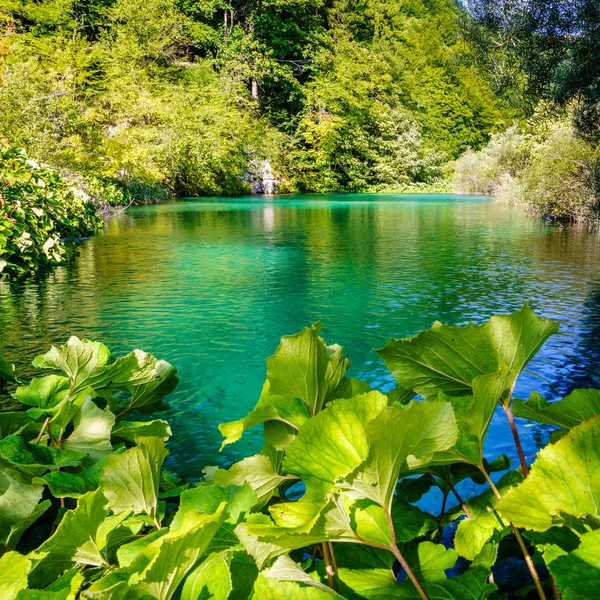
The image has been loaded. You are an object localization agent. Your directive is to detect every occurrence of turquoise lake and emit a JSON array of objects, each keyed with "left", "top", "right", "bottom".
[{"left": 2, "top": 194, "right": 600, "bottom": 499}]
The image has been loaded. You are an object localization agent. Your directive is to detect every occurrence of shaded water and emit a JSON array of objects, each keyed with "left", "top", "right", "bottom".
[{"left": 2, "top": 194, "right": 600, "bottom": 490}]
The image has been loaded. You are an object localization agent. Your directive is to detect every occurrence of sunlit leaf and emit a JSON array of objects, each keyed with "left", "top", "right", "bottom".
[
  {"left": 0, "top": 551, "right": 30, "bottom": 600},
  {"left": 497, "top": 415, "right": 600, "bottom": 531},
  {"left": 513, "top": 388, "right": 600, "bottom": 429},
  {"left": 101, "top": 437, "right": 168, "bottom": 525},
  {"left": 266, "top": 323, "right": 349, "bottom": 415},
  {"left": 181, "top": 552, "right": 232, "bottom": 600}
]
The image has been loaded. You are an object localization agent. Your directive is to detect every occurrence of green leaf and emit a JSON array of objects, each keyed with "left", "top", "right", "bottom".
[
  {"left": 112, "top": 419, "right": 171, "bottom": 442},
  {"left": 234, "top": 513, "right": 289, "bottom": 569},
  {"left": 337, "top": 567, "right": 397, "bottom": 597},
  {"left": 523, "top": 527, "right": 580, "bottom": 565},
  {"left": 548, "top": 529, "right": 600, "bottom": 597},
  {"left": 218, "top": 381, "right": 311, "bottom": 450},
  {"left": 348, "top": 401, "right": 458, "bottom": 510},
  {"left": 4, "top": 500, "right": 51, "bottom": 551},
  {"left": 376, "top": 321, "right": 498, "bottom": 399},
  {"left": 214, "top": 454, "right": 292, "bottom": 507},
  {"left": 127, "top": 506, "right": 227, "bottom": 600},
  {"left": 253, "top": 572, "right": 340, "bottom": 599},
  {"left": 0, "top": 412, "right": 40, "bottom": 439},
  {"left": 32, "top": 337, "right": 111, "bottom": 393},
  {"left": 262, "top": 555, "right": 343, "bottom": 596},
  {"left": 0, "top": 458, "right": 44, "bottom": 545},
  {"left": 391, "top": 501, "right": 438, "bottom": 543},
  {"left": 101, "top": 436, "right": 168, "bottom": 525},
  {"left": 124, "top": 352, "right": 179, "bottom": 412},
  {"left": 172, "top": 483, "right": 257, "bottom": 528},
  {"left": 17, "top": 569, "right": 85, "bottom": 599},
  {"left": 266, "top": 322, "right": 349, "bottom": 415},
  {"left": 28, "top": 489, "right": 111, "bottom": 587},
  {"left": 13, "top": 375, "right": 69, "bottom": 411},
  {"left": 283, "top": 392, "right": 388, "bottom": 491},
  {"left": 376, "top": 304, "right": 558, "bottom": 400},
  {"left": 0, "top": 436, "right": 84, "bottom": 470},
  {"left": 37, "top": 472, "right": 88, "bottom": 498},
  {"left": 331, "top": 377, "right": 375, "bottom": 400},
  {"left": 454, "top": 471, "right": 523, "bottom": 560},
  {"left": 484, "top": 303, "right": 559, "bottom": 385},
  {"left": 181, "top": 552, "right": 232, "bottom": 600},
  {"left": 497, "top": 416, "right": 600, "bottom": 531},
  {"left": 405, "top": 542, "right": 458, "bottom": 582},
  {"left": 0, "top": 551, "right": 30, "bottom": 600},
  {"left": 446, "top": 369, "right": 511, "bottom": 466},
  {"left": 116, "top": 528, "right": 167, "bottom": 568},
  {"left": 62, "top": 395, "right": 115, "bottom": 458},
  {"left": 513, "top": 388, "right": 600, "bottom": 429}
]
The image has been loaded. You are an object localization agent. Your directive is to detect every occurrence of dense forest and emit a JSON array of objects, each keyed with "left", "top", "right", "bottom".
[{"left": 0, "top": 0, "right": 513, "bottom": 198}]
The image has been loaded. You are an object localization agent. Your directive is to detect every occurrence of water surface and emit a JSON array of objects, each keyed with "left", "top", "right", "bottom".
[{"left": 2, "top": 194, "right": 600, "bottom": 492}]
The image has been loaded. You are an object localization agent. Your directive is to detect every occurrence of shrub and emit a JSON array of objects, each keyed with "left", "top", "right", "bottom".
[
  {"left": 1, "top": 305, "right": 600, "bottom": 598},
  {"left": 0, "top": 145, "right": 102, "bottom": 277},
  {"left": 454, "top": 114, "right": 600, "bottom": 222}
]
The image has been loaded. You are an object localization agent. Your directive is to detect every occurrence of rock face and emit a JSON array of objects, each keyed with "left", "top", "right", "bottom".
[{"left": 247, "top": 159, "right": 279, "bottom": 194}]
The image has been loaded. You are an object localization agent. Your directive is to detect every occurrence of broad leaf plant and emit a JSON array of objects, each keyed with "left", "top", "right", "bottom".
[{"left": 0, "top": 305, "right": 598, "bottom": 599}]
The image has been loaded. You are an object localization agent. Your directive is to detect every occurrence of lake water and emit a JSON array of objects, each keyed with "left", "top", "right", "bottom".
[{"left": 2, "top": 194, "right": 600, "bottom": 492}]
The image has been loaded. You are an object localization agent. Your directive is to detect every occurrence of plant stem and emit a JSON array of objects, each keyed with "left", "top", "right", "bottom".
[
  {"left": 478, "top": 467, "right": 547, "bottom": 600},
  {"left": 502, "top": 403, "right": 529, "bottom": 477},
  {"left": 511, "top": 524, "right": 548, "bottom": 600},
  {"left": 384, "top": 508, "right": 430, "bottom": 600},
  {"left": 389, "top": 543, "right": 430, "bottom": 600},
  {"left": 328, "top": 541, "right": 339, "bottom": 576},
  {"left": 322, "top": 542, "right": 335, "bottom": 590},
  {"left": 35, "top": 417, "right": 50, "bottom": 444},
  {"left": 448, "top": 482, "right": 472, "bottom": 519}
]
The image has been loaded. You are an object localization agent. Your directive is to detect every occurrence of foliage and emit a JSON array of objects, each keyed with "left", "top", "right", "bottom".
[
  {"left": 0, "top": 0, "right": 510, "bottom": 197},
  {"left": 0, "top": 144, "right": 103, "bottom": 277},
  {"left": 2, "top": 305, "right": 600, "bottom": 597},
  {"left": 454, "top": 112, "right": 600, "bottom": 221}
]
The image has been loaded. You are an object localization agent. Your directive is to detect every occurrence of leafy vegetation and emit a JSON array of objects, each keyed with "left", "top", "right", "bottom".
[
  {"left": 0, "top": 0, "right": 510, "bottom": 198},
  {"left": 1, "top": 305, "right": 600, "bottom": 598},
  {"left": 0, "top": 144, "right": 105, "bottom": 277}
]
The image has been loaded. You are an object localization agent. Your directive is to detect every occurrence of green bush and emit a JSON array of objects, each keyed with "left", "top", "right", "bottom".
[
  {"left": 454, "top": 113, "right": 600, "bottom": 222},
  {"left": 0, "top": 145, "right": 102, "bottom": 277},
  {"left": 1, "top": 305, "right": 600, "bottom": 598}
]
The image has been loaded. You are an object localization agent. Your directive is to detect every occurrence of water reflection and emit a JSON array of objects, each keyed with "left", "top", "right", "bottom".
[{"left": 1, "top": 195, "right": 600, "bottom": 477}]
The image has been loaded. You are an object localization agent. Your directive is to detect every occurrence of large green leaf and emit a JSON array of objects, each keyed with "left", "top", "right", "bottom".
[
  {"left": 62, "top": 395, "right": 115, "bottom": 458},
  {"left": 13, "top": 375, "right": 70, "bottom": 412},
  {"left": 219, "top": 381, "right": 310, "bottom": 450},
  {"left": 404, "top": 542, "right": 458, "bottom": 582},
  {"left": 33, "top": 337, "right": 111, "bottom": 393},
  {"left": 266, "top": 323, "right": 349, "bottom": 415},
  {"left": 497, "top": 415, "right": 600, "bottom": 531},
  {"left": 3, "top": 499, "right": 51, "bottom": 551},
  {"left": 111, "top": 420, "right": 171, "bottom": 442},
  {"left": 28, "top": 489, "right": 112, "bottom": 587},
  {"left": 253, "top": 572, "right": 340, "bottom": 599},
  {"left": 445, "top": 369, "right": 511, "bottom": 467},
  {"left": 0, "top": 551, "right": 30, "bottom": 600},
  {"left": 101, "top": 437, "right": 168, "bottom": 525},
  {"left": 348, "top": 401, "right": 458, "bottom": 510},
  {"left": 171, "top": 483, "right": 256, "bottom": 528},
  {"left": 0, "top": 457, "right": 44, "bottom": 545},
  {"left": 122, "top": 352, "right": 179, "bottom": 413},
  {"left": 548, "top": 529, "right": 600, "bottom": 597},
  {"left": 454, "top": 471, "right": 523, "bottom": 560},
  {"left": 126, "top": 506, "right": 227, "bottom": 600},
  {"left": 484, "top": 303, "right": 559, "bottom": 385},
  {"left": 214, "top": 454, "right": 293, "bottom": 507},
  {"left": 513, "top": 388, "right": 600, "bottom": 429},
  {"left": 180, "top": 552, "right": 232, "bottom": 600},
  {"left": 37, "top": 472, "right": 88, "bottom": 498},
  {"left": 376, "top": 321, "right": 498, "bottom": 399},
  {"left": 283, "top": 392, "right": 388, "bottom": 490},
  {"left": 376, "top": 304, "right": 557, "bottom": 400},
  {"left": 0, "top": 436, "right": 84, "bottom": 470}
]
